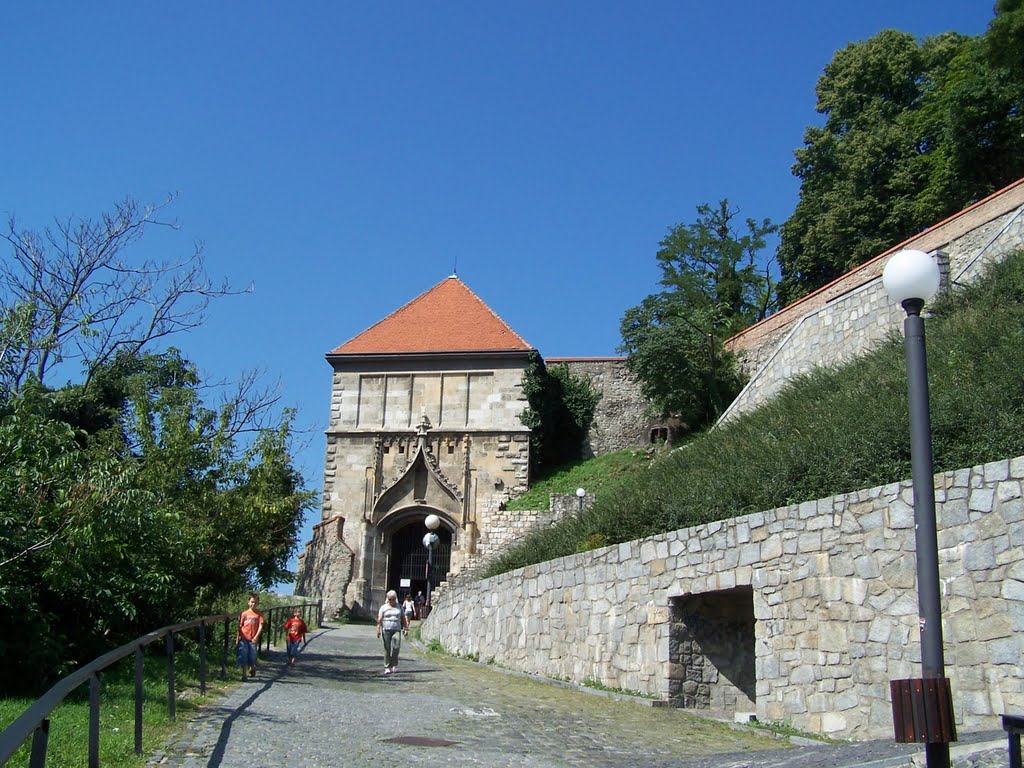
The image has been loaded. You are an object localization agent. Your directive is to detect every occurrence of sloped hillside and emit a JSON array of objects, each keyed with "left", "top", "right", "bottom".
[{"left": 485, "top": 250, "right": 1024, "bottom": 576}]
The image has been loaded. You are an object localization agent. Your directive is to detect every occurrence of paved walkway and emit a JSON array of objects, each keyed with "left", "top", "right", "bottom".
[{"left": 149, "top": 624, "right": 1009, "bottom": 768}]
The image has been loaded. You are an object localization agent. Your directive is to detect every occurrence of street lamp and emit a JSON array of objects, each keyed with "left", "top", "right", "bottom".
[
  {"left": 423, "top": 514, "right": 440, "bottom": 616},
  {"left": 882, "top": 249, "right": 954, "bottom": 768},
  {"left": 575, "top": 487, "right": 586, "bottom": 515}
]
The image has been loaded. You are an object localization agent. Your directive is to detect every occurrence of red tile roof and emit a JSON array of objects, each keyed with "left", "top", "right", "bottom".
[{"left": 330, "top": 276, "right": 533, "bottom": 355}]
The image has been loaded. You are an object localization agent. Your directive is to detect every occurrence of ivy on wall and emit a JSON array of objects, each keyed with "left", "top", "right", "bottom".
[{"left": 519, "top": 353, "right": 601, "bottom": 478}]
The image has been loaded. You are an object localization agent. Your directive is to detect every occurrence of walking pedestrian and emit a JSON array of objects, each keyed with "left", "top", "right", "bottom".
[
  {"left": 236, "top": 593, "right": 264, "bottom": 680},
  {"left": 376, "top": 590, "right": 409, "bottom": 675},
  {"left": 402, "top": 594, "right": 416, "bottom": 622},
  {"left": 283, "top": 607, "right": 308, "bottom": 666}
]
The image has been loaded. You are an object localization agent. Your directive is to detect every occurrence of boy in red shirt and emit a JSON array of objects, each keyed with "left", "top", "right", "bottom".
[
  {"left": 235, "top": 593, "right": 264, "bottom": 680},
  {"left": 283, "top": 607, "right": 308, "bottom": 666}
]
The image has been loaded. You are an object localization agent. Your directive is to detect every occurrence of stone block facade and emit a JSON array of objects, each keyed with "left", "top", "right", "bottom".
[
  {"left": 474, "top": 492, "right": 592, "bottom": 562},
  {"left": 305, "top": 353, "right": 533, "bottom": 617},
  {"left": 422, "top": 454, "right": 1024, "bottom": 741},
  {"left": 723, "top": 181, "right": 1024, "bottom": 421}
]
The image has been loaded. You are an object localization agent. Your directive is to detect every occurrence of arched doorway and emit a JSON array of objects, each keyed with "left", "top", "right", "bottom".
[{"left": 386, "top": 517, "right": 452, "bottom": 601}]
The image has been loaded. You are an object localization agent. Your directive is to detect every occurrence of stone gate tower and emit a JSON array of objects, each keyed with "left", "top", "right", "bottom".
[{"left": 295, "top": 276, "right": 535, "bottom": 616}]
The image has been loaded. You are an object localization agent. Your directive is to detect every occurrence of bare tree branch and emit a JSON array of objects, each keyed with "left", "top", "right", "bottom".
[
  {"left": 0, "top": 195, "right": 250, "bottom": 392},
  {"left": 213, "top": 368, "right": 286, "bottom": 439}
]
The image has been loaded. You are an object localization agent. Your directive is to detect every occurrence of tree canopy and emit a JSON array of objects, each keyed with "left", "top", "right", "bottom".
[
  {"left": 0, "top": 199, "right": 313, "bottom": 692},
  {"left": 619, "top": 200, "right": 774, "bottom": 429},
  {"left": 777, "top": 5, "right": 1024, "bottom": 303}
]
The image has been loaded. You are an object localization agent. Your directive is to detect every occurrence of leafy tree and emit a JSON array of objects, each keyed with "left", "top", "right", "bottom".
[
  {"left": 520, "top": 354, "right": 601, "bottom": 476},
  {"left": 778, "top": 9, "right": 1024, "bottom": 304},
  {"left": 619, "top": 200, "right": 774, "bottom": 429},
  {"left": 0, "top": 198, "right": 313, "bottom": 692},
  {"left": 0, "top": 352, "right": 315, "bottom": 691},
  {"left": 987, "top": 0, "right": 1024, "bottom": 80}
]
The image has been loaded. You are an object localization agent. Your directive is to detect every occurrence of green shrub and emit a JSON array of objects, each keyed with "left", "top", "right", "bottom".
[{"left": 484, "top": 250, "right": 1024, "bottom": 577}]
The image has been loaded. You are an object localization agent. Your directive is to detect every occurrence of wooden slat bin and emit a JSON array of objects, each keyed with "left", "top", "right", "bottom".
[{"left": 890, "top": 678, "right": 957, "bottom": 744}]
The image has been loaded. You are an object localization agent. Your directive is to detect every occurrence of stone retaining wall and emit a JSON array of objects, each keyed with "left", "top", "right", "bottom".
[
  {"left": 422, "top": 455, "right": 1024, "bottom": 741},
  {"left": 722, "top": 181, "right": 1024, "bottom": 422}
]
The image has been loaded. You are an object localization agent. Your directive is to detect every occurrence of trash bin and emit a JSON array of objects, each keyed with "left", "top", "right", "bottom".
[{"left": 890, "top": 678, "right": 957, "bottom": 744}]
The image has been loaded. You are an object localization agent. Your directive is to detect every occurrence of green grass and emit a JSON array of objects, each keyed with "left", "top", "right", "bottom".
[
  {"left": 484, "top": 249, "right": 1024, "bottom": 577},
  {"left": 749, "top": 719, "right": 838, "bottom": 743},
  {"left": 0, "top": 647, "right": 239, "bottom": 768},
  {"left": 507, "top": 448, "right": 651, "bottom": 510},
  {"left": 580, "top": 678, "right": 659, "bottom": 699},
  {"left": 0, "top": 592, "right": 321, "bottom": 768}
]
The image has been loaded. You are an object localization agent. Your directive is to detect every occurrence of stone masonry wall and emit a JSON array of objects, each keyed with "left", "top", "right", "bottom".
[
  {"left": 471, "top": 492, "right": 591, "bottom": 563},
  {"left": 294, "top": 516, "right": 354, "bottom": 619},
  {"left": 546, "top": 358, "right": 654, "bottom": 456},
  {"left": 722, "top": 182, "right": 1024, "bottom": 422},
  {"left": 422, "top": 455, "right": 1024, "bottom": 741}
]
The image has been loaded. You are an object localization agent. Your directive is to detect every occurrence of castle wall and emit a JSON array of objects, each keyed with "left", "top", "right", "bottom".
[
  {"left": 722, "top": 182, "right": 1024, "bottom": 421},
  {"left": 422, "top": 455, "right": 1024, "bottom": 741},
  {"left": 293, "top": 516, "right": 353, "bottom": 620},
  {"left": 546, "top": 358, "right": 657, "bottom": 455}
]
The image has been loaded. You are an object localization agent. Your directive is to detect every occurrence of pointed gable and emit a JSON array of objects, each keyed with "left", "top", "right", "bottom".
[{"left": 330, "top": 276, "right": 532, "bottom": 355}]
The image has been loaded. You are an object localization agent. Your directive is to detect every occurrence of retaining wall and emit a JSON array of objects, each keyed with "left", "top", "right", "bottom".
[
  {"left": 422, "top": 455, "right": 1024, "bottom": 741},
  {"left": 722, "top": 180, "right": 1024, "bottom": 422}
]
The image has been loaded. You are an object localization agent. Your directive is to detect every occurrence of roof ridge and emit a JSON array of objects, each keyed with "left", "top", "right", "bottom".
[
  {"left": 332, "top": 276, "right": 455, "bottom": 351},
  {"left": 330, "top": 275, "right": 533, "bottom": 355},
  {"left": 451, "top": 276, "right": 532, "bottom": 351}
]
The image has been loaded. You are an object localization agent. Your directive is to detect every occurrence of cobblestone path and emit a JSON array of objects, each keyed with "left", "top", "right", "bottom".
[{"left": 149, "top": 624, "right": 1007, "bottom": 768}]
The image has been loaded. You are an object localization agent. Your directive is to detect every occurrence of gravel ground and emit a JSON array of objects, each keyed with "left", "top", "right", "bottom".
[{"left": 147, "top": 624, "right": 1011, "bottom": 768}]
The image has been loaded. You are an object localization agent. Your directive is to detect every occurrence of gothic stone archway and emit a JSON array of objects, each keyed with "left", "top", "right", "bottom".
[{"left": 384, "top": 515, "right": 453, "bottom": 602}]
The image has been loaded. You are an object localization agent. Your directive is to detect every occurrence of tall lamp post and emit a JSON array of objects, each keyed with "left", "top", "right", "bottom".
[
  {"left": 576, "top": 487, "right": 586, "bottom": 515},
  {"left": 882, "top": 249, "right": 954, "bottom": 768},
  {"left": 423, "top": 514, "right": 440, "bottom": 618}
]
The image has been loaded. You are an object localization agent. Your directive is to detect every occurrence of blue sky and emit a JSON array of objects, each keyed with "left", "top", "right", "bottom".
[{"left": 0, "top": 3, "right": 996, "bottom": 586}]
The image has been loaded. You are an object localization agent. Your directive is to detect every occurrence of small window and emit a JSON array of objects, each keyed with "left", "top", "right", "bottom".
[
  {"left": 398, "top": 444, "right": 405, "bottom": 454},
  {"left": 382, "top": 445, "right": 390, "bottom": 454},
  {"left": 447, "top": 444, "right": 455, "bottom": 454}
]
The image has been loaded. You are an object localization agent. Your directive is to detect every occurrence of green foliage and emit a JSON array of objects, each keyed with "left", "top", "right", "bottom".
[
  {"left": 580, "top": 678, "right": 659, "bottom": 699},
  {"left": 487, "top": 251, "right": 1024, "bottom": 576},
  {"left": 749, "top": 719, "right": 836, "bottom": 743},
  {"left": 987, "top": 0, "right": 1024, "bottom": 80},
  {"left": 653, "top": 200, "right": 778, "bottom": 336},
  {"left": 620, "top": 200, "right": 771, "bottom": 427},
  {"left": 778, "top": 12, "right": 1024, "bottom": 303},
  {"left": 0, "top": 352, "right": 315, "bottom": 693},
  {"left": 505, "top": 449, "right": 649, "bottom": 511},
  {"left": 519, "top": 354, "right": 601, "bottom": 476},
  {"left": 0, "top": 643, "right": 238, "bottom": 768},
  {"left": 0, "top": 198, "right": 313, "bottom": 695}
]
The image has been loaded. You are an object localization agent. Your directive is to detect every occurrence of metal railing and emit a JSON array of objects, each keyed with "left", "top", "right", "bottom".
[
  {"left": 257, "top": 601, "right": 322, "bottom": 659},
  {"left": 0, "top": 600, "right": 322, "bottom": 768}
]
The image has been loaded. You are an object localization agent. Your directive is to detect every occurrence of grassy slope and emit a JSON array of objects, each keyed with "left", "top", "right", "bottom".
[
  {"left": 485, "top": 250, "right": 1024, "bottom": 577},
  {"left": 0, "top": 592, "right": 316, "bottom": 768},
  {"left": 506, "top": 449, "right": 650, "bottom": 511}
]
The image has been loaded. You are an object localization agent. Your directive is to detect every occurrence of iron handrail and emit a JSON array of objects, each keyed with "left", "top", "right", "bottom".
[{"left": 0, "top": 599, "right": 322, "bottom": 768}]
